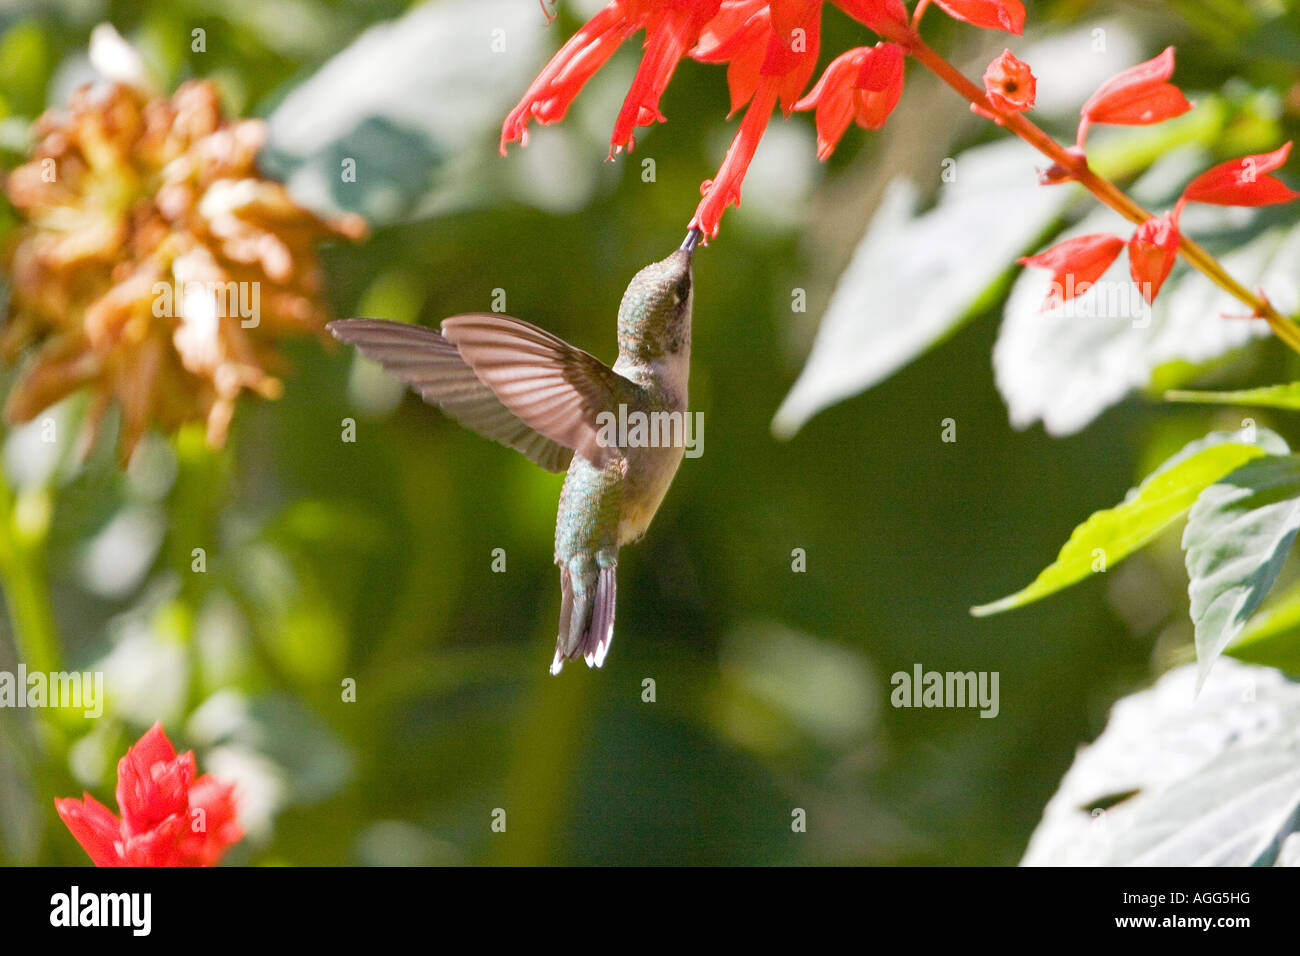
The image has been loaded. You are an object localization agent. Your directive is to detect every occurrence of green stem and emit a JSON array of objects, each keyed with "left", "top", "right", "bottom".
[{"left": 0, "top": 473, "right": 61, "bottom": 676}]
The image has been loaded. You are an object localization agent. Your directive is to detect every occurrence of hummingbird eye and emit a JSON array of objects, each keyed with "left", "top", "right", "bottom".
[{"left": 673, "top": 275, "right": 691, "bottom": 306}]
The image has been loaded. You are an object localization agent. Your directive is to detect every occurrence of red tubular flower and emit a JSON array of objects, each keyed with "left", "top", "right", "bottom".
[
  {"left": 1018, "top": 233, "right": 1126, "bottom": 308},
  {"left": 982, "top": 49, "right": 1035, "bottom": 113},
  {"left": 1077, "top": 47, "right": 1191, "bottom": 147},
  {"left": 1128, "top": 209, "right": 1181, "bottom": 304},
  {"left": 689, "top": 0, "right": 822, "bottom": 237},
  {"left": 932, "top": 0, "right": 1025, "bottom": 34},
  {"left": 501, "top": 0, "right": 722, "bottom": 157},
  {"left": 795, "top": 43, "right": 905, "bottom": 159},
  {"left": 55, "top": 722, "right": 242, "bottom": 866},
  {"left": 1182, "top": 142, "right": 1300, "bottom": 207}
]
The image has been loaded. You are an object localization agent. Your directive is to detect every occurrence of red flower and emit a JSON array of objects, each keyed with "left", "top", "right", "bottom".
[
  {"left": 55, "top": 722, "right": 241, "bottom": 866},
  {"left": 794, "top": 42, "right": 905, "bottom": 159},
  {"left": 1018, "top": 233, "right": 1126, "bottom": 308},
  {"left": 932, "top": 0, "right": 1025, "bottom": 34},
  {"left": 1128, "top": 208, "right": 1181, "bottom": 304},
  {"left": 688, "top": 0, "right": 822, "bottom": 237},
  {"left": 982, "top": 49, "right": 1035, "bottom": 113},
  {"left": 1077, "top": 47, "right": 1191, "bottom": 147},
  {"left": 500, "top": 0, "right": 722, "bottom": 157},
  {"left": 1182, "top": 142, "right": 1300, "bottom": 207}
]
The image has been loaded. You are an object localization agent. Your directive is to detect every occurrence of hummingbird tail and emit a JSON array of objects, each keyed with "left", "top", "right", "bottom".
[{"left": 551, "top": 563, "right": 617, "bottom": 675}]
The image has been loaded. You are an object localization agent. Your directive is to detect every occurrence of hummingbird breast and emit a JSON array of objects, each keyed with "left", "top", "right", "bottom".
[{"left": 554, "top": 350, "right": 689, "bottom": 563}]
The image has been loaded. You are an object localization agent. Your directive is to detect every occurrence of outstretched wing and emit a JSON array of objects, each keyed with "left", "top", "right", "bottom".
[
  {"left": 327, "top": 318, "right": 574, "bottom": 473},
  {"left": 440, "top": 313, "right": 628, "bottom": 467}
]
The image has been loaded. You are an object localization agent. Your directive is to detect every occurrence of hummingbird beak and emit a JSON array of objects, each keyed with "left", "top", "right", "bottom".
[{"left": 680, "top": 227, "right": 703, "bottom": 257}]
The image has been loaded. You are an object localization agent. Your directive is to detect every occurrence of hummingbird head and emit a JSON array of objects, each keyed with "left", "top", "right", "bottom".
[{"left": 616, "top": 230, "right": 699, "bottom": 361}]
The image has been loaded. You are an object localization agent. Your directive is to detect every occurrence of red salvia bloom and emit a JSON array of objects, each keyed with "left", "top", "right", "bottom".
[
  {"left": 1127, "top": 209, "right": 1181, "bottom": 304},
  {"left": 1077, "top": 47, "right": 1191, "bottom": 147},
  {"left": 1019, "top": 233, "right": 1126, "bottom": 309},
  {"left": 982, "top": 49, "right": 1035, "bottom": 113},
  {"left": 501, "top": 0, "right": 722, "bottom": 157},
  {"left": 1182, "top": 142, "right": 1300, "bottom": 207},
  {"left": 55, "top": 722, "right": 242, "bottom": 866},
  {"left": 795, "top": 42, "right": 905, "bottom": 159},
  {"left": 932, "top": 0, "right": 1025, "bottom": 34},
  {"left": 688, "top": 0, "right": 822, "bottom": 237}
]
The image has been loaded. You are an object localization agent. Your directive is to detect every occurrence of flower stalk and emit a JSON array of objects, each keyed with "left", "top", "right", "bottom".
[{"left": 903, "top": 34, "right": 1300, "bottom": 355}]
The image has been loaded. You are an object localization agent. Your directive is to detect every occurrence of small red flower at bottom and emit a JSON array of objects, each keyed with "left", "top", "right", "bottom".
[
  {"left": 1128, "top": 208, "right": 1182, "bottom": 304},
  {"left": 1018, "top": 233, "right": 1126, "bottom": 309},
  {"left": 56, "top": 722, "right": 241, "bottom": 866}
]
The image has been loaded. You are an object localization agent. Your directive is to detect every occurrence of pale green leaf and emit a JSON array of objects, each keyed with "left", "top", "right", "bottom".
[
  {"left": 972, "top": 429, "right": 1288, "bottom": 616},
  {"left": 1227, "top": 579, "right": 1300, "bottom": 675},
  {"left": 1184, "top": 455, "right": 1300, "bottom": 687}
]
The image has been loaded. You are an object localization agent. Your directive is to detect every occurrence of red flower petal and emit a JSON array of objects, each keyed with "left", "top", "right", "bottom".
[
  {"left": 794, "top": 42, "right": 903, "bottom": 158},
  {"left": 932, "top": 0, "right": 1025, "bottom": 34},
  {"left": 1183, "top": 142, "right": 1300, "bottom": 207},
  {"left": 1078, "top": 47, "right": 1191, "bottom": 144},
  {"left": 116, "top": 723, "right": 194, "bottom": 835},
  {"left": 501, "top": 4, "right": 636, "bottom": 154},
  {"left": 830, "top": 0, "right": 910, "bottom": 38},
  {"left": 609, "top": 2, "right": 723, "bottom": 153},
  {"left": 1128, "top": 210, "right": 1181, "bottom": 304},
  {"left": 55, "top": 794, "right": 124, "bottom": 867},
  {"left": 794, "top": 48, "right": 866, "bottom": 159},
  {"left": 982, "top": 49, "right": 1035, "bottom": 113},
  {"left": 690, "top": 78, "right": 780, "bottom": 237},
  {"left": 761, "top": 0, "right": 823, "bottom": 113},
  {"left": 1018, "top": 233, "right": 1125, "bottom": 308},
  {"left": 183, "top": 776, "right": 245, "bottom": 866}
]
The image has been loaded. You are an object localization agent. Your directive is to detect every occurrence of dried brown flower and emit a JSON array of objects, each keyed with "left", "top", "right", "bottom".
[{"left": 2, "top": 77, "right": 366, "bottom": 461}]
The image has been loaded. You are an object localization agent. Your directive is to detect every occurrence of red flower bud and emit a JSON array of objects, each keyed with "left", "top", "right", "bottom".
[
  {"left": 1182, "top": 142, "right": 1300, "bottom": 207},
  {"left": 982, "top": 49, "right": 1036, "bottom": 113},
  {"left": 1127, "top": 209, "right": 1182, "bottom": 305}
]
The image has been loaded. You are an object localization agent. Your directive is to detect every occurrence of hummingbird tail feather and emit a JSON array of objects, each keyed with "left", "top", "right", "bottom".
[{"left": 551, "top": 564, "right": 617, "bottom": 675}]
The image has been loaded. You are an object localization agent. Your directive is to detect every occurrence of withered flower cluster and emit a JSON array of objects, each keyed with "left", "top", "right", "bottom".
[{"left": 2, "top": 78, "right": 365, "bottom": 460}]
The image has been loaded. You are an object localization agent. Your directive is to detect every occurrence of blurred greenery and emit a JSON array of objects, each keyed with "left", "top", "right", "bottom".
[{"left": 0, "top": 0, "right": 1299, "bottom": 866}]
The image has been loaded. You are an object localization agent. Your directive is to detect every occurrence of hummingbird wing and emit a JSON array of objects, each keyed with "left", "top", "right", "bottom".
[
  {"left": 441, "top": 313, "right": 627, "bottom": 467},
  {"left": 327, "top": 318, "right": 574, "bottom": 472}
]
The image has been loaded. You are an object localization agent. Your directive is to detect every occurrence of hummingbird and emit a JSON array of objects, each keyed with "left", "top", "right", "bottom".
[{"left": 327, "top": 230, "right": 700, "bottom": 674}]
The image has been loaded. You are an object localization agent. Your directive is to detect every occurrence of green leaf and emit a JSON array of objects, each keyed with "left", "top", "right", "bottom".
[
  {"left": 1166, "top": 382, "right": 1300, "bottom": 410},
  {"left": 972, "top": 429, "right": 1288, "bottom": 616},
  {"left": 1227, "top": 579, "right": 1300, "bottom": 675},
  {"left": 1183, "top": 454, "right": 1300, "bottom": 687},
  {"left": 770, "top": 139, "right": 1078, "bottom": 439}
]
